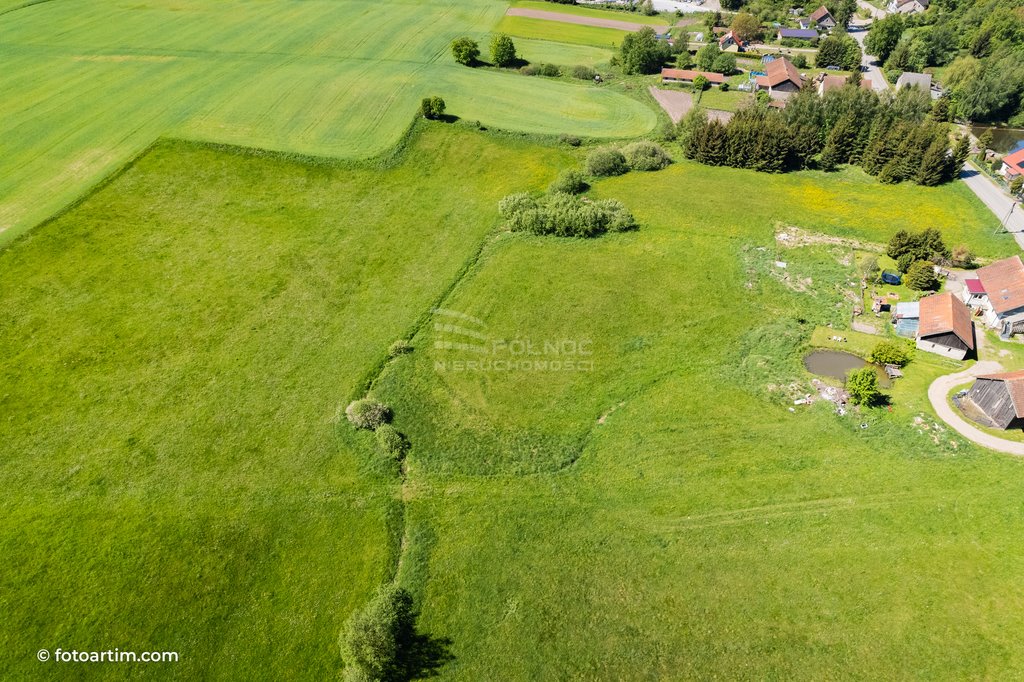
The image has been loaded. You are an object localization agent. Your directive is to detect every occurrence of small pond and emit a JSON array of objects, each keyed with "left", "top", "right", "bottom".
[
  {"left": 970, "top": 125, "right": 1024, "bottom": 155},
  {"left": 803, "top": 350, "right": 891, "bottom": 388}
]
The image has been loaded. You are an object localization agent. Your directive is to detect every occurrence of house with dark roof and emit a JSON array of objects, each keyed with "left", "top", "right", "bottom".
[
  {"left": 915, "top": 291, "right": 975, "bottom": 360},
  {"left": 973, "top": 255, "right": 1024, "bottom": 337},
  {"left": 966, "top": 370, "right": 1024, "bottom": 429},
  {"left": 808, "top": 6, "right": 836, "bottom": 29},
  {"left": 660, "top": 68, "right": 726, "bottom": 86},
  {"left": 1000, "top": 148, "right": 1024, "bottom": 180},
  {"left": 778, "top": 27, "right": 818, "bottom": 41},
  {"left": 754, "top": 57, "right": 805, "bottom": 99}
]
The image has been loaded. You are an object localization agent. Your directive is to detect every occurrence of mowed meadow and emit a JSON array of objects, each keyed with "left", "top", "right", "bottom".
[
  {"left": 3, "top": 116, "right": 1024, "bottom": 678},
  {"left": 0, "top": 0, "right": 654, "bottom": 244}
]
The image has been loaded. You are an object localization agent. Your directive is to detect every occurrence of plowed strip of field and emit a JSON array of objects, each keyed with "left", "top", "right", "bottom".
[{"left": 506, "top": 7, "right": 668, "bottom": 32}]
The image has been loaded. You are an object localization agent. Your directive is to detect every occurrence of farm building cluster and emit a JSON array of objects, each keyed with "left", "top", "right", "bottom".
[{"left": 960, "top": 255, "right": 1024, "bottom": 339}]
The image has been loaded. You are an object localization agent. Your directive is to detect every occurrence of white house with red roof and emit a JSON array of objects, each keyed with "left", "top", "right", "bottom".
[
  {"left": 1000, "top": 148, "right": 1024, "bottom": 180},
  {"left": 962, "top": 255, "right": 1024, "bottom": 337},
  {"left": 718, "top": 30, "right": 747, "bottom": 52}
]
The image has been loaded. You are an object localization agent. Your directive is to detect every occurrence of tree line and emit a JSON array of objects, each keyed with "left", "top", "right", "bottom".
[{"left": 677, "top": 83, "right": 968, "bottom": 185}]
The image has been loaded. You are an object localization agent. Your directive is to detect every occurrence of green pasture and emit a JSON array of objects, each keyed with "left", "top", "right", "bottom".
[
  {"left": 365, "top": 136, "right": 1024, "bottom": 679},
  {"left": 494, "top": 15, "right": 628, "bottom": 48},
  {"left": 0, "top": 0, "right": 655, "bottom": 245},
  {"left": 0, "top": 125, "right": 572, "bottom": 679},
  {"left": 4, "top": 115, "right": 1024, "bottom": 678}
]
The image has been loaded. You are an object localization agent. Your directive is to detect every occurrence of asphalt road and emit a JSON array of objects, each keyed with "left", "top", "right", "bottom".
[
  {"left": 960, "top": 166, "right": 1024, "bottom": 246},
  {"left": 849, "top": 22, "right": 890, "bottom": 93}
]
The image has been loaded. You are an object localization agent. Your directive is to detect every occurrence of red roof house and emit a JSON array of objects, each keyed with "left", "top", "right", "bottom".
[
  {"left": 755, "top": 57, "right": 805, "bottom": 99},
  {"left": 1001, "top": 148, "right": 1024, "bottom": 179},
  {"left": 660, "top": 68, "right": 726, "bottom": 85}
]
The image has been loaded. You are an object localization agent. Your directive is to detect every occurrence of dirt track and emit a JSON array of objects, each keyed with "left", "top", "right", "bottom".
[
  {"left": 649, "top": 87, "right": 733, "bottom": 124},
  {"left": 505, "top": 7, "right": 670, "bottom": 32}
]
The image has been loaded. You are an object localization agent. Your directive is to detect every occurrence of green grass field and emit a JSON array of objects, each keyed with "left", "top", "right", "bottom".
[
  {"left": 5, "top": 115, "right": 1024, "bottom": 678},
  {"left": 0, "top": 125, "right": 572, "bottom": 679},
  {"left": 0, "top": 0, "right": 655, "bottom": 246},
  {"left": 514, "top": 37, "right": 614, "bottom": 67},
  {"left": 7, "top": 0, "right": 1024, "bottom": 675}
]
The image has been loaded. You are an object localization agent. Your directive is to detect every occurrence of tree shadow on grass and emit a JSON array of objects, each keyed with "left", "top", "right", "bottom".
[{"left": 397, "top": 632, "right": 455, "bottom": 681}]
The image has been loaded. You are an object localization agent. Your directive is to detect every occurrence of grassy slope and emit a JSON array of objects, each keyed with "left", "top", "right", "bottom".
[
  {"left": 0, "top": 125, "right": 572, "bottom": 679},
  {"left": 514, "top": 37, "right": 613, "bottom": 66},
  {"left": 0, "top": 0, "right": 655, "bottom": 245},
  {"left": 371, "top": 154, "right": 1024, "bottom": 679}
]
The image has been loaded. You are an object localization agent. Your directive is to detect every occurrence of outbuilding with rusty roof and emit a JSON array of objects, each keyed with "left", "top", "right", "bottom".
[
  {"left": 916, "top": 291, "right": 975, "bottom": 360},
  {"left": 966, "top": 369, "right": 1024, "bottom": 429}
]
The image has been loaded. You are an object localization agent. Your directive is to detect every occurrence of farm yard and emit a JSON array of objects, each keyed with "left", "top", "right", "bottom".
[{"left": 6, "top": 0, "right": 1024, "bottom": 680}]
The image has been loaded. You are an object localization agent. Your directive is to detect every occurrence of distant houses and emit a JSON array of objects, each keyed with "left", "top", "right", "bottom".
[
  {"left": 807, "top": 6, "right": 837, "bottom": 29},
  {"left": 960, "top": 255, "right": 1024, "bottom": 338},
  {"left": 660, "top": 68, "right": 726, "bottom": 86},
  {"left": 965, "top": 370, "right": 1024, "bottom": 429},
  {"left": 888, "top": 0, "right": 929, "bottom": 14},
  {"left": 754, "top": 57, "right": 805, "bottom": 100},
  {"left": 916, "top": 292, "right": 974, "bottom": 360},
  {"left": 1000, "top": 148, "right": 1024, "bottom": 180}
]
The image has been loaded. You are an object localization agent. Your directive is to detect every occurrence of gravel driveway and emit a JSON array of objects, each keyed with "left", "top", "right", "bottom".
[{"left": 927, "top": 360, "right": 1024, "bottom": 456}]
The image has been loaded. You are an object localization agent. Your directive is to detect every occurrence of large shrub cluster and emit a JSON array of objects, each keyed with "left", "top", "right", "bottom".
[
  {"left": 622, "top": 141, "right": 671, "bottom": 171},
  {"left": 498, "top": 192, "right": 637, "bottom": 238},
  {"left": 586, "top": 148, "right": 629, "bottom": 177},
  {"left": 548, "top": 169, "right": 589, "bottom": 195},
  {"left": 346, "top": 398, "right": 391, "bottom": 430},
  {"left": 340, "top": 585, "right": 416, "bottom": 682}
]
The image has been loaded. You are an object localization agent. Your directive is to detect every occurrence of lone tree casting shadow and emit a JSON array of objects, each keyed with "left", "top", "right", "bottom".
[{"left": 341, "top": 585, "right": 454, "bottom": 681}]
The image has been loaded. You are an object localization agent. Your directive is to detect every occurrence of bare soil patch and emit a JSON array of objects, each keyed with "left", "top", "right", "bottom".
[{"left": 649, "top": 87, "right": 734, "bottom": 124}]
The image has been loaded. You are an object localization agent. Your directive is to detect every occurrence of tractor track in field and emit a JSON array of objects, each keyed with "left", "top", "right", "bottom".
[{"left": 0, "top": 0, "right": 59, "bottom": 18}]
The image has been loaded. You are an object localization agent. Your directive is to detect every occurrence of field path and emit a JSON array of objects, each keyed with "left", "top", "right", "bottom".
[
  {"left": 927, "top": 360, "right": 1024, "bottom": 456},
  {"left": 649, "top": 86, "right": 733, "bottom": 124},
  {"left": 506, "top": 7, "right": 669, "bottom": 32}
]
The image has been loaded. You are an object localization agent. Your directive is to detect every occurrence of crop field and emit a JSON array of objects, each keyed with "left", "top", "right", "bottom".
[
  {"left": 509, "top": 0, "right": 673, "bottom": 26},
  {"left": 0, "top": 0, "right": 655, "bottom": 245},
  {"left": 494, "top": 15, "right": 630, "bottom": 48},
  {"left": 4, "top": 116, "right": 1024, "bottom": 678}
]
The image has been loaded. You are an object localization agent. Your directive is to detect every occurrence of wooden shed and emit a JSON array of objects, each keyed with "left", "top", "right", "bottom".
[{"left": 966, "top": 370, "right": 1024, "bottom": 430}]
